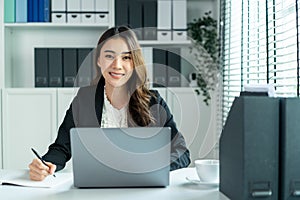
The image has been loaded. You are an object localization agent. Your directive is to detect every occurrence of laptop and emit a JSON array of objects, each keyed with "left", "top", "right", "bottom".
[{"left": 70, "top": 127, "right": 171, "bottom": 188}]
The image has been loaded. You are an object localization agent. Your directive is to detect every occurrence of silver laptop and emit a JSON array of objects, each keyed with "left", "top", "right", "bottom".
[{"left": 70, "top": 127, "right": 171, "bottom": 188}]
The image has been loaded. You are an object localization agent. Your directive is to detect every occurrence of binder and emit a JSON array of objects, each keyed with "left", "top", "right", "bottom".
[
  {"left": 95, "top": 0, "right": 109, "bottom": 12},
  {"left": 172, "top": 0, "right": 187, "bottom": 30},
  {"left": 48, "top": 48, "right": 63, "bottom": 87},
  {"left": 51, "top": 0, "right": 66, "bottom": 23},
  {"left": 143, "top": 0, "right": 157, "bottom": 40},
  {"left": 280, "top": 98, "right": 300, "bottom": 199},
  {"left": 219, "top": 96, "right": 279, "bottom": 200},
  {"left": 67, "top": 0, "right": 81, "bottom": 12},
  {"left": 142, "top": 47, "right": 153, "bottom": 87},
  {"left": 129, "top": 0, "right": 143, "bottom": 39},
  {"left": 81, "top": 0, "right": 94, "bottom": 12},
  {"left": 115, "top": 0, "right": 129, "bottom": 26},
  {"left": 77, "top": 48, "right": 93, "bottom": 87},
  {"left": 32, "top": 0, "right": 38, "bottom": 22},
  {"left": 157, "top": 0, "right": 171, "bottom": 30},
  {"left": 67, "top": 13, "right": 81, "bottom": 23},
  {"left": 34, "top": 48, "right": 48, "bottom": 87},
  {"left": 4, "top": 0, "right": 15, "bottom": 23},
  {"left": 173, "top": 31, "right": 187, "bottom": 41},
  {"left": 95, "top": 13, "right": 109, "bottom": 24},
  {"left": 63, "top": 48, "right": 78, "bottom": 87},
  {"left": 51, "top": 0, "right": 66, "bottom": 12},
  {"left": 157, "top": 0, "right": 171, "bottom": 41},
  {"left": 153, "top": 48, "right": 167, "bottom": 87},
  {"left": 82, "top": 14, "right": 95, "bottom": 23},
  {"left": 16, "top": 0, "right": 28, "bottom": 23},
  {"left": 27, "top": 0, "right": 33, "bottom": 22},
  {"left": 52, "top": 13, "right": 66, "bottom": 23},
  {"left": 38, "top": 0, "right": 50, "bottom": 22},
  {"left": 167, "top": 48, "right": 181, "bottom": 87}
]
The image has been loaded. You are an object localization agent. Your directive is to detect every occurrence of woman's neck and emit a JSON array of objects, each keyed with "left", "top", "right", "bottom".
[{"left": 105, "top": 83, "right": 130, "bottom": 110}]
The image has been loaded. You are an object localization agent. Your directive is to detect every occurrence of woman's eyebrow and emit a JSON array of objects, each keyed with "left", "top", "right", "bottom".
[
  {"left": 104, "top": 50, "right": 116, "bottom": 54},
  {"left": 104, "top": 50, "right": 131, "bottom": 54}
]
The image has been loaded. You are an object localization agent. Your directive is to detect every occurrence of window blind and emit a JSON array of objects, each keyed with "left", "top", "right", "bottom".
[
  {"left": 221, "top": 0, "right": 300, "bottom": 125},
  {"left": 222, "top": 0, "right": 242, "bottom": 123}
]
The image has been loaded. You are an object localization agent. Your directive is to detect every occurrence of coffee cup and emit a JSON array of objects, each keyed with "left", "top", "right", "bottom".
[{"left": 194, "top": 159, "right": 219, "bottom": 183}]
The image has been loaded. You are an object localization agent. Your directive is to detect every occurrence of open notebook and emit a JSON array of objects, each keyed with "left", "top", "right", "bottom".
[{"left": 0, "top": 169, "right": 72, "bottom": 188}]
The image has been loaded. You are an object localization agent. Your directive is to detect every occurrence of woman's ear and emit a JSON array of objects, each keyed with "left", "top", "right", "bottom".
[{"left": 97, "top": 57, "right": 101, "bottom": 68}]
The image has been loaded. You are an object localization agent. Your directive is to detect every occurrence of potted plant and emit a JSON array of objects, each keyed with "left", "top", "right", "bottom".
[{"left": 187, "top": 11, "right": 220, "bottom": 105}]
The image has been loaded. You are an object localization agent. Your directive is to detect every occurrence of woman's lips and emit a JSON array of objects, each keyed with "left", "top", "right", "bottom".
[{"left": 109, "top": 72, "right": 125, "bottom": 79}]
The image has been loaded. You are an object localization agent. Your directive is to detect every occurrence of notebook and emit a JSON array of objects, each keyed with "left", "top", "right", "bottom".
[
  {"left": 0, "top": 169, "right": 72, "bottom": 188},
  {"left": 70, "top": 127, "right": 171, "bottom": 188}
]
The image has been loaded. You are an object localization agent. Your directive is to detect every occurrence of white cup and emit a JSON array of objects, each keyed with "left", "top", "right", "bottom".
[{"left": 194, "top": 159, "right": 219, "bottom": 183}]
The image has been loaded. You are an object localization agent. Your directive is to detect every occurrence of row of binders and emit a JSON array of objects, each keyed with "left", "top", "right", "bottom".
[
  {"left": 35, "top": 48, "right": 94, "bottom": 87},
  {"left": 4, "top": 0, "right": 110, "bottom": 24},
  {"left": 220, "top": 95, "right": 300, "bottom": 199},
  {"left": 35, "top": 47, "right": 184, "bottom": 88},
  {"left": 115, "top": 0, "right": 187, "bottom": 41}
]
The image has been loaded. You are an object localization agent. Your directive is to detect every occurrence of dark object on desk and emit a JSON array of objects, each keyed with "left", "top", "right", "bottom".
[
  {"left": 280, "top": 98, "right": 300, "bottom": 199},
  {"left": 219, "top": 96, "right": 279, "bottom": 199}
]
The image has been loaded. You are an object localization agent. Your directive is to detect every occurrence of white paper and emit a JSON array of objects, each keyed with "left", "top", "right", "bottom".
[
  {"left": 0, "top": 169, "right": 72, "bottom": 188},
  {"left": 244, "top": 84, "right": 276, "bottom": 97}
]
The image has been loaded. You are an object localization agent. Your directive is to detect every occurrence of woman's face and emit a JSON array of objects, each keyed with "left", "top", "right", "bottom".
[{"left": 97, "top": 37, "right": 134, "bottom": 88}]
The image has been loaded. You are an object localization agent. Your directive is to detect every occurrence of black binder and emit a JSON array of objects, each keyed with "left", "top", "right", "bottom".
[
  {"left": 63, "top": 48, "right": 77, "bottom": 87},
  {"left": 34, "top": 48, "right": 48, "bottom": 87},
  {"left": 143, "top": 0, "right": 157, "bottom": 40},
  {"left": 153, "top": 48, "right": 167, "bottom": 87},
  {"left": 48, "top": 48, "right": 63, "bottom": 87},
  {"left": 280, "top": 98, "right": 300, "bottom": 199},
  {"left": 77, "top": 48, "right": 93, "bottom": 87},
  {"left": 167, "top": 48, "right": 181, "bottom": 87},
  {"left": 219, "top": 96, "right": 279, "bottom": 200},
  {"left": 115, "top": 0, "right": 129, "bottom": 26},
  {"left": 129, "top": 0, "right": 143, "bottom": 39}
]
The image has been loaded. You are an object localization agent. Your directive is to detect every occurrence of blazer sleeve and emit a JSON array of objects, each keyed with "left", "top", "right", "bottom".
[
  {"left": 150, "top": 90, "right": 191, "bottom": 170},
  {"left": 42, "top": 96, "right": 77, "bottom": 171}
]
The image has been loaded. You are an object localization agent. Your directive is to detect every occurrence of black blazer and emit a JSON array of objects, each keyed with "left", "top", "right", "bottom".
[{"left": 43, "top": 78, "right": 191, "bottom": 171}]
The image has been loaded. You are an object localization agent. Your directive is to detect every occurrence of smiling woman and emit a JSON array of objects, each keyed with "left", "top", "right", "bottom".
[
  {"left": 28, "top": 26, "right": 191, "bottom": 181},
  {"left": 98, "top": 38, "right": 134, "bottom": 88}
]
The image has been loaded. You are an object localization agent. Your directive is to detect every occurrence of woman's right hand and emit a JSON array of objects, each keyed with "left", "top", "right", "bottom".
[{"left": 28, "top": 158, "right": 56, "bottom": 181}]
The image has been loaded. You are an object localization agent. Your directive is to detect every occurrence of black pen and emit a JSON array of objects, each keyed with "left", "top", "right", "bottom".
[{"left": 31, "top": 148, "right": 56, "bottom": 177}]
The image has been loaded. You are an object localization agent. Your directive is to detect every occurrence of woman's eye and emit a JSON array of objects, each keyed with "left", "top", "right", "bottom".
[
  {"left": 123, "top": 56, "right": 132, "bottom": 61},
  {"left": 105, "top": 54, "right": 114, "bottom": 59}
]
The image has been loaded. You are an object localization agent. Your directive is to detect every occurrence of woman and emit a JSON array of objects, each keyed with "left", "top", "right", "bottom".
[{"left": 29, "top": 26, "right": 191, "bottom": 181}]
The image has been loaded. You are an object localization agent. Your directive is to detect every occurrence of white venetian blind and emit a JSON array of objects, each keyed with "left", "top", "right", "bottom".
[
  {"left": 267, "top": 0, "right": 298, "bottom": 96},
  {"left": 221, "top": 0, "right": 300, "bottom": 125},
  {"left": 222, "top": 0, "right": 242, "bottom": 122}
]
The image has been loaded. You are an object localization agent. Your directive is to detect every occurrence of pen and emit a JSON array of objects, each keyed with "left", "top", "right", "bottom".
[{"left": 31, "top": 148, "right": 56, "bottom": 177}]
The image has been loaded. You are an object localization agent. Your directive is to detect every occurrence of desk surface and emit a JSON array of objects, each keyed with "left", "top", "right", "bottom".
[{"left": 1, "top": 168, "right": 229, "bottom": 200}]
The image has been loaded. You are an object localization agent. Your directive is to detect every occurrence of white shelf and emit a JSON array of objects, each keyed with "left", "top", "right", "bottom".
[
  {"left": 4, "top": 23, "right": 110, "bottom": 29},
  {"left": 139, "top": 40, "right": 191, "bottom": 46}
]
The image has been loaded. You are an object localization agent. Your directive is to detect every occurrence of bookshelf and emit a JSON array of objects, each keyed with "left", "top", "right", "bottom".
[{"left": 0, "top": 0, "right": 219, "bottom": 169}]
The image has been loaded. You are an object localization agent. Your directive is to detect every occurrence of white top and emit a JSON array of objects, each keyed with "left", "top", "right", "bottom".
[
  {"left": 0, "top": 168, "right": 229, "bottom": 200},
  {"left": 101, "top": 89, "right": 128, "bottom": 128}
]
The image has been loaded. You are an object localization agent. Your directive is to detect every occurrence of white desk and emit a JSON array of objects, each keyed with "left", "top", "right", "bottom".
[{"left": 1, "top": 168, "right": 229, "bottom": 200}]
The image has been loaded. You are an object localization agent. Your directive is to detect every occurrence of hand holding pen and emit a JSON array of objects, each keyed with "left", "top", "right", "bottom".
[{"left": 29, "top": 148, "right": 57, "bottom": 181}]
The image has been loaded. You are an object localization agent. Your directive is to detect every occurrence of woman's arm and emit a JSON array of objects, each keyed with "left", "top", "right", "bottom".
[
  {"left": 150, "top": 90, "right": 191, "bottom": 170},
  {"left": 42, "top": 98, "right": 77, "bottom": 171}
]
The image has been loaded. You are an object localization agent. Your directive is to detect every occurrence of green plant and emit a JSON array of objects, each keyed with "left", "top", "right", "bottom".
[{"left": 187, "top": 11, "right": 220, "bottom": 105}]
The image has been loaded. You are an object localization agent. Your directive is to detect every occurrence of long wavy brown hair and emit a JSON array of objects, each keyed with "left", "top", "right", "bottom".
[{"left": 91, "top": 26, "right": 155, "bottom": 126}]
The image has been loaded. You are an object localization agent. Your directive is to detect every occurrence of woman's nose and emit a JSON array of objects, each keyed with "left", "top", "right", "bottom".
[{"left": 112, "top": 56, "right": 122, "bottom": 69}]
